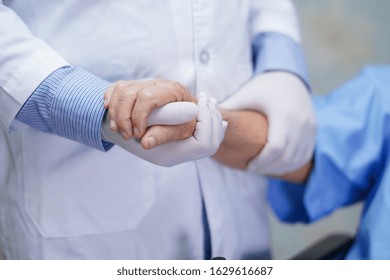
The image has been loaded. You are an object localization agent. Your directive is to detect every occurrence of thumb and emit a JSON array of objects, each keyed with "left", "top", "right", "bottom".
[{"left": 141, "top": 120, "right": 196, "bottom": 150}]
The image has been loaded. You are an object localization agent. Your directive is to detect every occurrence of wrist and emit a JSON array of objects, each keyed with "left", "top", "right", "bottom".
[{"left": 274, "top": 159, "right": 314, "bottom": 183}]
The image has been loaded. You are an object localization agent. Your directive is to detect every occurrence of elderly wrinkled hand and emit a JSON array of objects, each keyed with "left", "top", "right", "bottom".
[{"left": 103, "top": 79, "right": 198, "bottom": 148}]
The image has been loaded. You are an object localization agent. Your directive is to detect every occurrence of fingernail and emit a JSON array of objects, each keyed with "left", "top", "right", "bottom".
[
  {"left": 110, "top": 120, "right": 117, "bottom": 130},
  {"left": 133, "top": 127, "right": 140, "bottom": 137},
  {"left": 147, "top": 136, "right": 156, "bottom": 148}
]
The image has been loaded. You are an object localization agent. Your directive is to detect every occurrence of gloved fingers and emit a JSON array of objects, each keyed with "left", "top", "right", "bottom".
[
  {"left": 103, "top": 96, "right": 215, "bottom": 167},
  {"left": 193, "top": 93, "right": 213, "bottom": 146},
  {"left": 285, "top": 122, "right": 310, "bottom": 170},
  {"left": 140, "top": 120, "right": 196, "bottom": 150},
  {"left": 131, "top": 81, "right": 195, "bottom": 139},
  {"left": 210, "top": 98, "right": 224, "bottom": 151},
  {"left": 260, "top": 135, "right": 299, "bottom": 175},
  {"left": 246, "top": 117, "right": 286, "bottom": 174},
  {"left": 130, "top": 136, "right": 200, "bottom": 167},
  {"left": 267, "top": 117, "right": 304, "bottom": 173},
  {"left": 264, "top": 108, "right": 316, "bottom": 174},
  {"left": 247, "top": 140, "right": 285, "bottom": 174},
  {"left": 248, "top": 115, "right": 316, "bottom": 175},
  {"left": 126, "top": 139, "right": 178, "bottom": 167},
  {"left": 147, "top": 102, "right": 198, "bottom": 126},
  {"left": 286, "top": 118, "right": 316, "bottom": 172}
]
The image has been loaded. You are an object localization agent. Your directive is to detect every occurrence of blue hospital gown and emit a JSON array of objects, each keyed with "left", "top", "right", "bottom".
[{"left": 268, "top": 66, "right": 390, "bottom": 259}]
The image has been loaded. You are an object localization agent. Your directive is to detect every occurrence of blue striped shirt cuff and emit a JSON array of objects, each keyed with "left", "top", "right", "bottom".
[
  {"left": 253, "top": 32, "right": 310, "bottom": 90},
  {"left": 16, "top": 66, "right": 113, "bottom": 151}
]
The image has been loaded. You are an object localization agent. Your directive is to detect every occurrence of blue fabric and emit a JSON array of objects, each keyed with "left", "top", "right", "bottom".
[
  {"left": 253, "top": 32, "right": 309, "bottom": 89},
  {"left": 268, "top": 65, "right": 390, "bottom": 259},
  {"left": 16, "top": 66, "right": 113, "bottom": 151}
]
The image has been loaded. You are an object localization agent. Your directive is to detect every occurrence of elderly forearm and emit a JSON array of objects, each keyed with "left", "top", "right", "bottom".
[
  {"left": 213, "top": 109, "right": 268, "bottom": 169},
  {"left": 213, "top": 108, "right": 313, "bottom": 183}
]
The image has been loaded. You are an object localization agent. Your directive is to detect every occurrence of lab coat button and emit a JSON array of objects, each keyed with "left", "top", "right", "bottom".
[{"left": 200, "top": 50, "right": 210, "bottom": 64}]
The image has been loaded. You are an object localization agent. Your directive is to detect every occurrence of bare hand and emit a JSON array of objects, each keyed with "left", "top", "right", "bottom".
[
  {"left": 104, "top": 79, "right": 197, "bottom": 148},
  {"left": 102, "top": 93, "right": 225, "bottom": 167}
]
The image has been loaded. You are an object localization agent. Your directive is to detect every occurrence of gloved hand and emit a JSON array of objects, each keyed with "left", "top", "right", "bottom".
[
  {"left": 102, "top": 94, "right": 226, "bottom": 167},
  {"left": 146, "top": 101, "right": 198, "bottom": 127},
  {"left": 220, "top": 71, "right": 316, "bottom": 175}
]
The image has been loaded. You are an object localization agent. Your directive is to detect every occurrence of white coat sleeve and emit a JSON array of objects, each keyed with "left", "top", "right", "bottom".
[
  {"left": 249, "top": 0, "right": 300, "bottom": 43},
  {"left": 0, "top": 4, "right": 68, "bottom": 130}
]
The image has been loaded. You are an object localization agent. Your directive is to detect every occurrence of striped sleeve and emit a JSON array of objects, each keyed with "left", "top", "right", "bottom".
[{"left": 16, "top": 66, "right": 113, "bottom": 151}]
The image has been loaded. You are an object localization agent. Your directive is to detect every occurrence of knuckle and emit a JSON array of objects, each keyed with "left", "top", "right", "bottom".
[
  {"left": 108, "top": 108, "right": 116, "bottom": 118},
  {"left": 169, "top": 80, "right": 187, "bottom": 100},
  {"left": 138, "top": 89, "right": 159, "bottom": 109},
  {"left": 117, "top": 80, "right": 128, "bottom": 87},
  {"left": 117, "top": 114, "right": 130, "bottom": 124},
  {"left": 115, "top": 119, "right": 127, "bottom": 130},
  {"left": 113, "top": 80, "right": 127, "bottom": 91},
  {"left": 159, "top": 127, "right": 171, "bottom": 142},
  {"left": 118, "top": 88, "right": 136, "bottom": 101},
  {"left": 171, "top": 80, "right": 182, "bottom": 89},
  {"left": 139, "top": 88, "right": 155, "bottom": 99}
]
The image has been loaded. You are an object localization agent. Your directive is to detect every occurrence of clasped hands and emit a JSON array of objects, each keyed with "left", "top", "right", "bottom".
[
  {"left": 101, "top": 80, "right": 225, "bottom": 167},
  {"left": 101, "top": 71, "right": 316, "bottom": 181}
]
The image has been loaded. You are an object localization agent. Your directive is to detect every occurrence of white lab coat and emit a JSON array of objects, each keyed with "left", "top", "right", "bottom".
[{"left": 0, "top": 0, "right": 300, "bottom": 259}]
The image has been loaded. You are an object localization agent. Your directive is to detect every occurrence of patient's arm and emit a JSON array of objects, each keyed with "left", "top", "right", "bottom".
[
  {"left": 276, "top": 160, "right": 313, "bottom": 183},
  {"left": 213, "top": 109, "right": 267, "bottom": 169},
  {"left": 213, "top": 108, "right": 313, "bottom": 183}
]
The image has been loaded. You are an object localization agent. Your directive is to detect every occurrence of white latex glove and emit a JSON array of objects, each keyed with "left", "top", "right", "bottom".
[
  {"left": 220, "top": 71, "right": 316, "bottom": 175},
  {"left": 102, "top": 95, "right": 226, "bottom": 167},
  {"left": 145, "top": 101, "right": 198, "bottom": 127}
]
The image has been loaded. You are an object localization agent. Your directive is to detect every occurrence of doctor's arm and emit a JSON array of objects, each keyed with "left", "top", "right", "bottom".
[
  {"left": 0, "top": 5, "right": 197, "bottom": 156},
  {"left": 213, "top": 105, "right": 313, "bottom": 183},
  {"left": 0, "top": 4, "right": 117, "bottom": 150},
  {"left": 0, "top": 4, "right": 68, "bottom": 131},
  {"left": 215, "top": 0, "right": 315, "bottom": 175}
]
